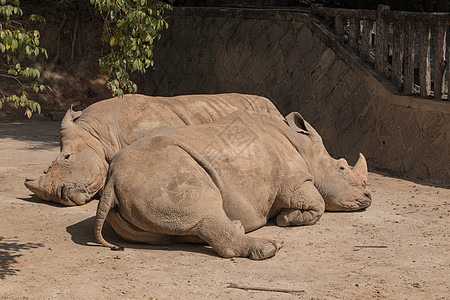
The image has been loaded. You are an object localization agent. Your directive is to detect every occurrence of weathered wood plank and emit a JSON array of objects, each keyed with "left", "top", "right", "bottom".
[
  {"left": 335, "top": 17, "right": 344, "bottom": 36},
  {"left": 384, "top": 11, "right": 450, "bottom": 25},
  {"left": 349, "top": 18, "right": 360, "bottom": 49},
  {"left": 419, "top": 23, "right": 431, "bottom": 97},
  {"left": 311, "top": 4, "right": 376, "bottom": 21},
  {"left": 375, "top": 5, "right": 390, "bottom": 75},
  {"left": 312, "top": 4, "right": 450, "bottom": 25},
  {"left": 361, "top": 19, "right": 372, "bottom": 60},
  {"left": 434, "top": 24, "right": 446, "bottom": 100},
  {"left": 392, "top": 22, "right": 404, "bottom": 89},
  {"left": 403, "top": 22, "right": 416, "bottom": 94}
]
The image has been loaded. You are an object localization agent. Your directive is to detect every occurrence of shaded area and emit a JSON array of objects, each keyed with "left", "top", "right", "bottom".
[
  {"left": 0, "top": 122, "right": 60, "bottom": 150},
  {"left": 17, "top": 195, "right": 71, "bottom": 208},
  {"left": 369, "top": 169, "right": 450, "bottom": 189},
  {"left": 66, "top": 216, "right": 218, "bottom": 258},
  {"left": 0, "top": 237, "right": 43, "bottom": 280}
]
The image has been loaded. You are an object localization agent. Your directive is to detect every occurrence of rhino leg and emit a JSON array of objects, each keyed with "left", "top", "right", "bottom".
[
  {"left": 196, "top": 213, "right": 282, "bottom": 260},
  {"left": 276, "top": 181, "right": 325, "bottom": 226}
]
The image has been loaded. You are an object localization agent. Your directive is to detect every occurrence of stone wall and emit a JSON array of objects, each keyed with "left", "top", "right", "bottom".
[{"left": 145, "top": 8, "right": 450, "bottom": 183}]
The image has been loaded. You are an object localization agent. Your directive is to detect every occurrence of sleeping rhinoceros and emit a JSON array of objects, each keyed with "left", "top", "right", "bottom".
[
  {"left": 95, "top": 111, "right": 371, "bottom": 260},
  {"left": 24, "top": 93, "right": 283, "bottom": 206}
]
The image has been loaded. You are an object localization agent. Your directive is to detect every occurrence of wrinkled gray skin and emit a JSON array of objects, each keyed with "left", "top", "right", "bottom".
[
  {"left": 25, "top": 93, "right": 283, "bottom": 206},
  {"left": 95, "top": 111, "right": 371, "bottom": 260}
]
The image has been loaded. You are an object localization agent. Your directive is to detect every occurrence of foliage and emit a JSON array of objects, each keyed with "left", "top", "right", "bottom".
[
  {"left": 0, "top": 0, "right": 49, "bottom": 118},
  {"left": 90, "top": 0, "right": 172, "bottom": 97}
]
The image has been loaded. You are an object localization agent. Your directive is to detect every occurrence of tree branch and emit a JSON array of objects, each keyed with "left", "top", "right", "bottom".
[
  {"left": 0, "top": 73, "right": 26, "bottom": 87},
  {"left": 227, "top": 284, "right": 305, "bottom": 295}
]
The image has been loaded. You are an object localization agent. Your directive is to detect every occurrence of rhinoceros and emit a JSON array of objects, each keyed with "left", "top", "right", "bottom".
[
  {"left": 24, "top": 93, "right": 283, "bottom": 206},
  {"left": 95, "top": 111, "right": 371, "bottom": 260}
]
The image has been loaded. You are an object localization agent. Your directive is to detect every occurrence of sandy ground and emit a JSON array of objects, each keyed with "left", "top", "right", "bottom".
[{"left": 0, "top": 120, "right": 449, "bottom": 300}]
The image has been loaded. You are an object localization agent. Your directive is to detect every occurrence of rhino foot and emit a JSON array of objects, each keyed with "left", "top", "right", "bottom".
[
  {"left": 197, "top": 215, "right": 283, "bottom": 259},
  {"left": 248, "top": 239, "right": 283, "bottom": 260}
]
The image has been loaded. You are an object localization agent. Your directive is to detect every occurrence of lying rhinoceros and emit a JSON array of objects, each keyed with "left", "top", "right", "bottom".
[
  {"left": 24, "top": 93, "right": 283, "bottom": 206},
  {"left": 95, "top": 111, "right": 371, "bottom": 260}
]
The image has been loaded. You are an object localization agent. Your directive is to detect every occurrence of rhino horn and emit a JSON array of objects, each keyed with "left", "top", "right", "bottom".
[
  {"left": 24, "top": 178, "right": 48, "bottom": 200},
  {"left": 353, "top": 153, "right": 368, "bottom": 182},
  {"left": 61, "top": 106, "right": 82, "bottom": 130}
]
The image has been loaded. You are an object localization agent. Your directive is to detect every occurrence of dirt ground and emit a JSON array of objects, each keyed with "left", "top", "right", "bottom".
[{"left": 0, "top": 120, "right": 449, "bottom": 300}]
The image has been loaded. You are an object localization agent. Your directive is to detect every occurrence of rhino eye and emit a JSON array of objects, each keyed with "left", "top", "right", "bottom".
[
  {"left": 339, "top": 166, "right": 345, "bottom": 170},
  {"left": 64, "top": 154, "right": 71, "bottom": 159}
]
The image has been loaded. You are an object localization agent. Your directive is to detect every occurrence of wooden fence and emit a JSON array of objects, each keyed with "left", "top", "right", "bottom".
[{"left": 311, "top": 4, "right": 450, "bottom": 100}]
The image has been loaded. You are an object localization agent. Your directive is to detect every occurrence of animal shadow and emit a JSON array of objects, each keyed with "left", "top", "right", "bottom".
[
  {"left": 66, "top": 216, "right": 218, "bottom": 258},
  {"left": 18, "top": 194, "right": 67, "bottom": 208}
]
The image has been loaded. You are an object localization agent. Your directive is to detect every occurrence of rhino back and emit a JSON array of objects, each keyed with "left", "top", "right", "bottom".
[
  {"left": 158, "top": 93, "right": 282, "bottom": 124},
  {"left": 75, "top": 94, "right": 283, "bottom": 154}
]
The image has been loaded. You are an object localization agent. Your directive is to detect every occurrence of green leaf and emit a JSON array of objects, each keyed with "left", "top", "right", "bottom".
[
  {"left": 11, "top": 39, "right": 18, "bottom": 50},
  {"left": 25, "top": 108, "right": 32, "bottom": 118},
  {"left": 132, "top": 59, "right": 139, "bottom": 71},
  {"left": 91, "top": 0, "right": 172, "bottom": 97}
]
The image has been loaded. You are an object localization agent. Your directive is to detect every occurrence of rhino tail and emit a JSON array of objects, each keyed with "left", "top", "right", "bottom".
[{"left": 94, "top": 182, "right": 124, "bottom": 251}]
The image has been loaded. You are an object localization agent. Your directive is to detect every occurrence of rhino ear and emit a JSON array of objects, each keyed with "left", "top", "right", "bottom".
[
  {"left": 61, "top": 106, "right": 82, "bottom": 130},
  {"left": 285, "top": 112, "right": 309, "bottom": 134}
]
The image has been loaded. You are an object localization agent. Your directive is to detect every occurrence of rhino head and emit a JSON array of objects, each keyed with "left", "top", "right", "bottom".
[
  {"left": 24, "top": 108, "right": 108, "bottom": 206},
  {"left": 285, "top": 112, "right": 371, "bottom": 211}
]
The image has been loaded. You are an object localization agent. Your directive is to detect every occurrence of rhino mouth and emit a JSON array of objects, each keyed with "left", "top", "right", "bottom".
[
  {"left": 359, "top": 192, "right": 372, "bottom": 208},
  {"left": 325, "top": 191, "right": 372, "bottom": 212},
  {"left": 347, "top": 192, "right": 372, "bottom": 211},
  {"left": 60, "top": 177, "right": 104, "bottom": 206},
  {"left": 61, "top": 184, "right": 88, "bottom": 206}
]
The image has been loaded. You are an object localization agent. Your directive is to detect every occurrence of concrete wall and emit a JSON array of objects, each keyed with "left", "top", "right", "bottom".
[{"left": 145, "top": 8, "right": 450, "bottom": 183}]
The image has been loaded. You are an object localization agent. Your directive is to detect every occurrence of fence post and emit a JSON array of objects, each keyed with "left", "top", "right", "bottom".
[
  {"left": 349, "top": 18, "right": 360, "bottom": 50},
  {"left": 375, "top": 5, "right": 390, "bottom": 75},
  {"left": 403, "top": 22, "right": 416, "bottom": 94},
  {"left": 419, "top": 23, "right": 431, "bottom": 97},
  {"left": 392, "top": 23, "right": 404, "bottom": 89},
  {"left": 361, "top": 19, "right": 372, "bottom": 59},
  {"left": 434, "top": 24, "right": 447, "bottom": 100},
  {"left": 335, "top": 17, "right": 344, "bottom": 36}
]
